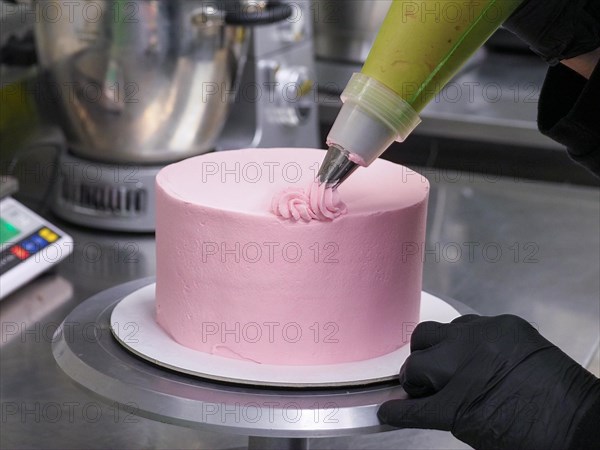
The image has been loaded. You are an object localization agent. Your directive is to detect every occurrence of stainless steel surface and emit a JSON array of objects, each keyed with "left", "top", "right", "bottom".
[
  {"left": 317, "top": 145, "right": 358, "bottom": 188},
  {"left": 417, "top": 52, "right": 561, "bottom": 150},
  {"left": 313, "top": 0, "right": 391, "bottom": 63},
  {"left": 421, "top": 175, "right": 600, "bottom": 366},
  {"left": 248, "top": 436, "right": 309, "bottom": 450},
  {"left": 1, "top": 164, "right": 598, "bottom": 448},
  {"left": 34, "top": 0, "right": 248, "bottom": 164}
]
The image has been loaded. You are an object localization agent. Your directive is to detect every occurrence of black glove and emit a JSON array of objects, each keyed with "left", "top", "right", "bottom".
[
  {"left": 378, "top": 314, "right": 600, "bottom": 450},
  {"left": 504, "top": 0, "right": 600, "bottom": 65}
]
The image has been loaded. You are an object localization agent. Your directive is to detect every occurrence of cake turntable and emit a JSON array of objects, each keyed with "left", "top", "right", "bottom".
[{"left": 52, "top": 278, "right": 472, "bottom": 449}]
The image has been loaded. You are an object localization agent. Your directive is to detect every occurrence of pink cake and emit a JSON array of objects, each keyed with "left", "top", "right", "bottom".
[{"left": 155, "top": 148, "right": 429, "bottom": 365}]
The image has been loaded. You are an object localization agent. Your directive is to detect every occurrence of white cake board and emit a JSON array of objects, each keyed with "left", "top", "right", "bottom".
[{"left": 110, "top": 284, "right": 460, "bottom": 388}]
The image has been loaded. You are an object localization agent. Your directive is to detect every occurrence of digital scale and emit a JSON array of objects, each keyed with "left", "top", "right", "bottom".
[{"left": 0, "top": 177, "right": 73, "bottom": 299}]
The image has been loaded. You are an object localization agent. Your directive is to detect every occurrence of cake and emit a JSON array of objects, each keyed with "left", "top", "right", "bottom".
[{"left": 155, "top": 148, "right": 429, "bottom": 365}]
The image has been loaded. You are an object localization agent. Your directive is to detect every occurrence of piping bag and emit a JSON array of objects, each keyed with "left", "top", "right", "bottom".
[{"left": 318, "top": 0, "right": 524, "bottom": 188}]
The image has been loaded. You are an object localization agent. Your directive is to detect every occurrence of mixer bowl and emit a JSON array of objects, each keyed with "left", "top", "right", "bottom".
[{"left": 34, "top": 0, "right": 249, "bottom": 164}]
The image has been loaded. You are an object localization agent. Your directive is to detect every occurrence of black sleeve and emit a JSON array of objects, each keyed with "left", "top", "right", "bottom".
[
  {"left": 504, "top": 0, "right": 600, "bottom": 65},
  {"left": 568, "top": 390, "right": 600, "bottom": 450},
  {"left": 537, "top": 61, "right": 600, "bottom": 177}
]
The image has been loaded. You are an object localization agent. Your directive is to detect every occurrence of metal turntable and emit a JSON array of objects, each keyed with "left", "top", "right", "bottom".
[{"left": 52, "top": 278, "right": 471, "bottom": 449}]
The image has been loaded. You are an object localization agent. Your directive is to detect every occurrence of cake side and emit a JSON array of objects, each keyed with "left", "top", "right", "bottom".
[{"left": 155, "top": 148, "right": 429, "bottom": 365}]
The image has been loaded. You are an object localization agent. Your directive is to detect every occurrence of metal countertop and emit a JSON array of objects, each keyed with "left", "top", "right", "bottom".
[{"left": 1, "top": 168, "right": 599, "bottom": 449}]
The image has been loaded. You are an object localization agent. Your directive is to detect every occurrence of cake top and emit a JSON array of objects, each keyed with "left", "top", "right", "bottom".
[{"left": 156, "top": 148, "right": 429, "bottom": 219}]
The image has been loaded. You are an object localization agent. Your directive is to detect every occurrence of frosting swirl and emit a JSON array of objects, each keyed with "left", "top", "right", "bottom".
[{"left": 271, "top": 181, "right": 347, "bottom": 222}]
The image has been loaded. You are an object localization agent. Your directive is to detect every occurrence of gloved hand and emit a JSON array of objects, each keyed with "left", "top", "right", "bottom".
[
  {"left": 503, "top": 0, "right": 600, "bottom": 65},
  {"left": 378, "top": 314, "right": 600, "bottom": 450}
]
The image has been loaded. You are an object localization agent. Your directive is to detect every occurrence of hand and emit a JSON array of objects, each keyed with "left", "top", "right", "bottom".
[
  {"left": 503, "top": 0, "right": 600, "bottom": 65},
  {"left": 561, "top": 47, "right": 600, "bottom": 80},
  {"left": 378, "top": 315, "right": 600, "bottom": 450}
]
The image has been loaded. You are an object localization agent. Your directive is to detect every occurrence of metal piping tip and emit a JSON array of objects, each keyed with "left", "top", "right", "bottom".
[{"left": 317, "top": 146, "right": 359, "bottom": 189}]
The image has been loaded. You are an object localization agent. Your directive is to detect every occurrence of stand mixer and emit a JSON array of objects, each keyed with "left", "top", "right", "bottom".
[{"left": 33, "top": 0, "right": 318, "bottom": 232}]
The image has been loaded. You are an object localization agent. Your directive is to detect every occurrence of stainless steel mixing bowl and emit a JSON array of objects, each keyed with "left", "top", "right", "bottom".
[{"left": 34, "top": 0, "right": 288, "bottom": 164}]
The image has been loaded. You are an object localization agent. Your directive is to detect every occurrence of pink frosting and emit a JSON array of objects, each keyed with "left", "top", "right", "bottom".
[
  {"left": 347, "top": 152, "right": 367, "bottom": 167},
  {"left": 271, "top": 181, "right": 347, "bottom": 222},
  {"left": 155, "top": 148, "right": 430, "bottom": 366}
]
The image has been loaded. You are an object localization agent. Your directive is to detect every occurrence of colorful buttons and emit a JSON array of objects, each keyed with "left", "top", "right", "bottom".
[
  {"left": 1, "top": 227, "right": 60, "bottom": 269},
  {"left": 39, "top": 228, "right": 58, "bottom": 243},
  {"left": 32, "top": 235, "right": 48, "bottom": 248},
  {"left": 21, "top": 240, "right": 38, "bottom": 253},
  {"left": 21, "top": 235, "right": 49, "bottom": 253},
  {"left": 10, "top": 245, "right": 29, "bottom": 260}
]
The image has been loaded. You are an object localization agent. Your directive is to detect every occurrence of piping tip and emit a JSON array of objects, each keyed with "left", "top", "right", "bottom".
[{"left": 317, "top": 146, "right": 359, "bottom": 189}]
